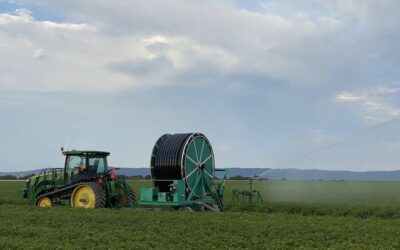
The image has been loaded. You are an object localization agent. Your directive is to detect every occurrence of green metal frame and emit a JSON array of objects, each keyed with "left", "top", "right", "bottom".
[
  {"left": 139, "top": 168, "right": 228, "bottom": 211},
  {"left": 232, "top": 179, "right": 263, "bottom": 210}
]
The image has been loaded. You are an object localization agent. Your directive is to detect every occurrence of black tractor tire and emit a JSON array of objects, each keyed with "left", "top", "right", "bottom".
[
  {"left": 127, "top": 184, "right": 136, "bottom": 206},
  {"left": 71, "top": 182, "right": 106, "bottom": 209},
  {"left": 114, "top": 184, "right": 136, "bottom": 208}
]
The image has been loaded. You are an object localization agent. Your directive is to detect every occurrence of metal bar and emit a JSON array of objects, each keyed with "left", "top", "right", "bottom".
[
  {"left": 203, "top": 169, "right": 213, "bottom": 179},
  {"left": 203, "top": 174, "right": 223, "bottom": 210},
  {"left": 193, "top": 139, "right": 199, "bottom": 162},
  {"left": 200, "top": 155, "right": 212, "bottom": 165},
  {"left": 199, "top": 140, "right": 205, "bottom": 163},
  {"left": 186, "top": 155, "right": 197, "bottom": 165},
  {"left": 185, "top": 167, "right": 198, "bottom": 179},
  {"left": 186, "top": 172, "right": 202, "bottom": 201}
]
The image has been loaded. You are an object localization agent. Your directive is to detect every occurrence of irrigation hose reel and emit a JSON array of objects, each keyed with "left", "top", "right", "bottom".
[{"left": 140, "top": 133, "right": 227, "bottom": 211}]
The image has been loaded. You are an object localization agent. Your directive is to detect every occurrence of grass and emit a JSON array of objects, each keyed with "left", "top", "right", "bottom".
[
  {"left": 2, "top": 180, "right": 400, "bottom": 249},
  {"left": 1, "top": 204, "right": 400, "bottom": 249}
]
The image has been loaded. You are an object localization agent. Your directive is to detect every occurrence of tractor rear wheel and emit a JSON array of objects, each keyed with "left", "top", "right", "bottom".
[
  {"left": 127, "top": 185, "right": 136, "bottom": 206},
  {"left": 71, "top": 182, "right": 106, "bottom": 209},
  {"left": 115, "top": 184, "right": 136, "bottom": 208}
]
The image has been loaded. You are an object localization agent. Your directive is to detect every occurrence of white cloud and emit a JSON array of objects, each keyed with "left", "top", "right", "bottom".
[
  {"left": 1, "top": 0, "right": 400, "bottom": 95},
  {"left": 336, "top": 91, "right": 364, "bottom": 102},
  {"left": 372, "top": 86, "right": 400, "bottom": 95},
  {"left": 7, "top": 0, "right": 355, "bottom": 92},
  {"left": 0, "top": 10, "right": 131, "bottom": 92},
  {"left": 335, "top": 85, "right": 400, "bottom": 122},
  {"left": 0, "top": 9, "right": 92, "bottom": 31},
  {"left": 363, "top": 101, "right": 400, "bottom": 121},
  {"left": 0, "top": 9, "right": 241, "bottom": 92},
  {"left": 32, "top": 48, "right": 44, "bottom": 60}
]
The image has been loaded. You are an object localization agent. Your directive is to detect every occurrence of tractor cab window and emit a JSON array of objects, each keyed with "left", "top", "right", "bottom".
[
  {"left": 89, "top": 157, "right": 107, "bottom": 174},
  {"left": 66, "top": 155, "right": 86, "bottom": 181}
]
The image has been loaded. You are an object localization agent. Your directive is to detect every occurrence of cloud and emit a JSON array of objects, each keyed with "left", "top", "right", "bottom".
[
  {"left": 363, "top": 101, "right": 400, "bottom": 121},
  {"left": 0, "top": 8, "right": 241, "bottom": 92},
  {"left": 32, "top": 48, "right": 45, "bottom": 60},
  {"left": 372, "top": 86, "right": 400, "bottom": 95},
  {"left": 335, "top": 85, "right": 400, "bottom": 121},
  {"left": 1, "top": 1, "right": 351, "bottom": 92},
  {"left": 336, "top": 91, "right": 364, "bottom": 102},
  {"left": 2, "top": 1, "right": 400, "bottom": 95},
  {"left": 0, "top": 9, "right": 91, "bottom": 30},
  {"left": 0, "top": 9, "right": 132, "bottom": 92}
]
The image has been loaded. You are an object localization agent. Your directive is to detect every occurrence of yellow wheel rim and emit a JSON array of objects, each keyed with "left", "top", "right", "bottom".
[
  {"left": 38, "top": 197, "right": 52, "bottom": 207},
  {"left": 71, "top": 185, "right": 96, "bottom": 209}
]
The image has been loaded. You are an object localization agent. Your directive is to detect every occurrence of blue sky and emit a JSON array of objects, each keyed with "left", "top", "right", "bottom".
[{"left": 0, "top": 0, "right": 400, "bottom": 171}]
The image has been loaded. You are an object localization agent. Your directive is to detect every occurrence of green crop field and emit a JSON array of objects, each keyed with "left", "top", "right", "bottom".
[{"left": 2, "top": 180, "right": 400, "bottom": 249}]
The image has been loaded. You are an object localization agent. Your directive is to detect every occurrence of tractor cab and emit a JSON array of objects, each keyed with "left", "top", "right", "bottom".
[{"left": 63, "top": 150, "right": 110, "bottom": 184}]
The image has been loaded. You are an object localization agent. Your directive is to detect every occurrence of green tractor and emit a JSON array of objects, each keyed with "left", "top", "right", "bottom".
[{"left": 20, "top": 148, "right": 135, "bottom": 209}]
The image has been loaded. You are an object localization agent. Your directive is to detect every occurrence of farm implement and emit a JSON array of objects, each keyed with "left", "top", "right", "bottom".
[
  {"left": 20, "top": 133, "right": 228, "bottom": 211},
  {"left": 140, "top": 133, "right": 227, "bottom": 211},
  {"left": 232, "top": 178, "right": 263, "bottom": 210}
]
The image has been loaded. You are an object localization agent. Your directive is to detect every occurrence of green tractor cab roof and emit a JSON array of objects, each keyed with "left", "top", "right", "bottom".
[{"left": 63, "top": 150, "right": 110, "bottom": 156}]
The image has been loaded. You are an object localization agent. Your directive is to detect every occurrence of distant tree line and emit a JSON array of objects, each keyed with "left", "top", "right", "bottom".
[
  {"left": 0, "top": 175, "right": 18, "bottom": 180},
  {"left": 0, "top": 174, "right": 34, "bottom": 180},
  {"left": 123, "top": 175, "right": 152, "bottom": 180},
  {"left": 228, "top": 175, "right": 268, "bottom": 180},
  {"left": 229, "top": 175, "right": 249, "bottom": 180}
]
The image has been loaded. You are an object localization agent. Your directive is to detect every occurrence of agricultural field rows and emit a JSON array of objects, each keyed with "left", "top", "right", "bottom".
[{"left": 2, "top": 180, "right": 400, "bottom": 249}]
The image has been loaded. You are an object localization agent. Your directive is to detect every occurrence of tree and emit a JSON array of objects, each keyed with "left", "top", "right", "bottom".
[
  {"left": 229, "top": 175, "right": 248, "bottom": 180},
  {"left": 0, "top": 175, "right": 17, "bottom": 180},
  {"left": 20, "top": 173, "right": 35, "bottom": 180}
]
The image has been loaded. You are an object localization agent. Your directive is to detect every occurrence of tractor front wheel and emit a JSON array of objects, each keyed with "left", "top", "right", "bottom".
[
  {"left": 71, "top": 183, "right": 106, "bottom": 209},
  {"left": 37, "top": 197, "right": 52, "bottom": 208}
]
